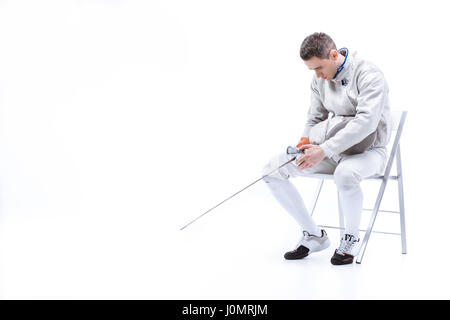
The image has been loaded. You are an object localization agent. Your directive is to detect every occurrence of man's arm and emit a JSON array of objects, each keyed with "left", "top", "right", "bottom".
[{"left": 319, "top": 70, "right": 387, "bottom": 158}]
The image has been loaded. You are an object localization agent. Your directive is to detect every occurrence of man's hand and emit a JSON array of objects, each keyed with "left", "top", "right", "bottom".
[{"left": 295, "top": 144, "right": 326, "bottom": 170}]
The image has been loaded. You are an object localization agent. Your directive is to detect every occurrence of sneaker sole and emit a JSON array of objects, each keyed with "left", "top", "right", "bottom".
[
  {"left": 330, "top": 257, "right": 354, "bottom": 265},
  {"left": 284, "top": 238, "right": 330, "bottom": 260},
  {"left": 284, "top": 252, "right": 309, "bottom": 260}
]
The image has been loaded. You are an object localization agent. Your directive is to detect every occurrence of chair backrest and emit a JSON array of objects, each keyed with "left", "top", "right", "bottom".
[
  {"left": 390, "top": 110, "right": 407, "bottom": 132},
  {"left": 382, "top": 110, "right": 407, "bottom": 178}
]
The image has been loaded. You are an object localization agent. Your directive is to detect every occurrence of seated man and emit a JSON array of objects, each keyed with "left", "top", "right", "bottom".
[{"left": 261, "top": 32, "right": 392, "bottom": 265}]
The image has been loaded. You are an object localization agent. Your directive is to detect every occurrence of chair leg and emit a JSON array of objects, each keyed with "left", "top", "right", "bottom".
[
  {"left": 310, "top": 179, "right": 324, "bottom": 217},
  {"left": 356, "top": 178, "right": 388, "bottom": 264},
  {"left": 396, "top": 145, "right": 407, "bottom": 254},
  {"left": 337, "top": 189, "right": 345, "bottom": 238}
]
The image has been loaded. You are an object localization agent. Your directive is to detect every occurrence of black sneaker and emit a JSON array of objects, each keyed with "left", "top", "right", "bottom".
[
  {"left": 284, "top": 230, "right": 330, "bottom": 260},
  {"left": 330, "top": 234, "right": 360, "bottom": 265}
]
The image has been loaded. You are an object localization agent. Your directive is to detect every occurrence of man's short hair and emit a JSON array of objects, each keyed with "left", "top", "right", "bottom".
[{"left": 300, "top": 32, "right": 337, "bottom": 60}]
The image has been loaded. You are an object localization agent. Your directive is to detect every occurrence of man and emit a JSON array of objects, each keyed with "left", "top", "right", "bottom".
[{"left": 261, "top": 32, "right": 392, "bottom": 265}]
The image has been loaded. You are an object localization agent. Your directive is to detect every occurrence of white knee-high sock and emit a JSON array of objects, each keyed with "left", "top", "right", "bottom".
[
  {"left": 263, "top": 176, "right": 321, "bottom": 236},
  {"left": 338, "top": 184, "right": 363, "bottom": 239}
]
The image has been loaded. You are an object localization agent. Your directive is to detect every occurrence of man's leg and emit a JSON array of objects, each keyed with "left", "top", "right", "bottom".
[
  {"left": 330, "top": 148, "right": 387, "bottom": 265},
  {"left": 333, "top": 147, "right": 387, "bottom": 239},
  {"left": 261, "top": 151, "right": 337, "bottom": 236}
]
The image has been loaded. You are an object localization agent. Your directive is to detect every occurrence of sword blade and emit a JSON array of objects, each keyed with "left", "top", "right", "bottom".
[{"left": 179, "top": 156, "right": 297, "bottom": 230}]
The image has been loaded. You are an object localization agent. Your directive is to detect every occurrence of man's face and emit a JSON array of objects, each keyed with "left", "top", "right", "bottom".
[{"left": 303, "top": 50, "right": 339, "bottom": 80}]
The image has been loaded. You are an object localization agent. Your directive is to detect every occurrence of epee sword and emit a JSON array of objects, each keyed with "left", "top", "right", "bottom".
[{"left": 180, "top": 147, "right": 302, "bottom": 231}]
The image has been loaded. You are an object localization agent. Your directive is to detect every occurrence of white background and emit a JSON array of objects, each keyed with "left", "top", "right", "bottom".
[{"left": 0, "top": 0, "right": 449, "bottom": 299}]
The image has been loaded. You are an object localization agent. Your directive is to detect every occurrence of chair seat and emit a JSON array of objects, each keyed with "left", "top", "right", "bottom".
[{"left": 299, "top": 173, "right": 397, "bottom": 180}]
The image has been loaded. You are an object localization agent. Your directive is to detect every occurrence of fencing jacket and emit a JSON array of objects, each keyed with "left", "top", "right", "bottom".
[{"left": 302, "top": 48, "right": 392, "bottom": 161}]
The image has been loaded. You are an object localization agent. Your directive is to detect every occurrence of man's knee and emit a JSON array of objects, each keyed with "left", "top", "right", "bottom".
[
  {"left": 261, "top": 160, "right": 290, "bottom": 182},
  {"left": 334, "top": 166, "right": 361, "bottom": 187}
]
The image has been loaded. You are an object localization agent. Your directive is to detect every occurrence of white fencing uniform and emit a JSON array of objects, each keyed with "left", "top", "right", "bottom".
[
  {"left": 262, "top": 147, "right": 387, "bottom": 238},
  {"left": 262, "top": 48, "right": 392, "bottom": 239}
]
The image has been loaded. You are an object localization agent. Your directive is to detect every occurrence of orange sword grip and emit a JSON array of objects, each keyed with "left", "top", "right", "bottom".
[{"left": 296, "top": 137, "right": 310, "bottom": 149}]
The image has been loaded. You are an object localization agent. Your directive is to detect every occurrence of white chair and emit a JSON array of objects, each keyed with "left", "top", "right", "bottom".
[{"left": 302, "top": 110, "right": 407, "bottom": 264}]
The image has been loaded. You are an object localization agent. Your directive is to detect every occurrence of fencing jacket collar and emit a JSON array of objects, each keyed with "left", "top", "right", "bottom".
[{"left": 332, "top": 48, "right": 351, "bottom": 84}]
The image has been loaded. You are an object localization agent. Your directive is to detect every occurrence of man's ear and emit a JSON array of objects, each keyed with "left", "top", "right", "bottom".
[{"left": 329, "top": 49, "right": 339, "bottom": 60}]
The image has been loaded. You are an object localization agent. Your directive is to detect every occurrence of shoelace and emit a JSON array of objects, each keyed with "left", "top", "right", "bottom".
[{"left": 336, "top": 234, "right": 359, "bottom": 255}]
